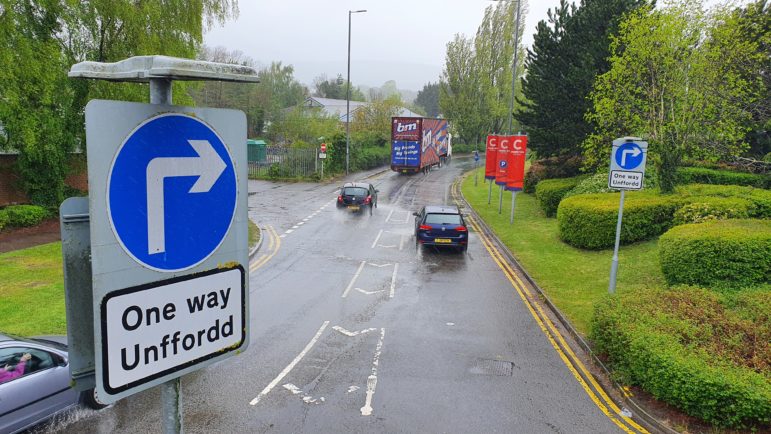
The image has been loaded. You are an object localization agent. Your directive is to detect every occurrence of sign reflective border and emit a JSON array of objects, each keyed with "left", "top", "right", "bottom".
[{"left": 101, "top": 265, "right": 245, "bottom": 394}]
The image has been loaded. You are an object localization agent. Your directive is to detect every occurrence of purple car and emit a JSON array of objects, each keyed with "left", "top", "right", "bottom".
[{"left": 0, "top": 333, "right": 104, "bottom": 433}]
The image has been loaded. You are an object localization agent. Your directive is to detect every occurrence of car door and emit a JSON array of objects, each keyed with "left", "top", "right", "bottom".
[{"left": 0, "top": 346, "right": 78, "bottom": 434}]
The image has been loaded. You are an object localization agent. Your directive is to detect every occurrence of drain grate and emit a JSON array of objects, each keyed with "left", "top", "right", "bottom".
[{"left": 469, "top": 359, "right": 514, "bottom": 376}]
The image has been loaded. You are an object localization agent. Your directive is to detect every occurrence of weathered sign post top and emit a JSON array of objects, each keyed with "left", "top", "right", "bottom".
[{"left": 65, "top": 55, "right": 258, "bottom": 434}]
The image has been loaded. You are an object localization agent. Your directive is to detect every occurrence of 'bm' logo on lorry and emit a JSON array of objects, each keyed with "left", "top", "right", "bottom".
[{"left": 396, "top": 122, "right": 418, "bottom": 133}]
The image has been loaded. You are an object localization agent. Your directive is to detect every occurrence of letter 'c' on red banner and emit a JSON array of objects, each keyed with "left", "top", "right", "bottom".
[
  {"left": 484, "top": 135, "right": 499, "bottom": 180},
  {"left": 505, "top": 135, "right": 528, "bottom": 191}
]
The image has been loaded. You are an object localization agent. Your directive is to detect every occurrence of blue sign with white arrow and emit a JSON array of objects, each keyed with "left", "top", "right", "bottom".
[
  {"left": 108, "top": 113, "right": 237, "bottom": 271},
  {"left": 614, "top": 142, "right": 644, "bottom": 170}
]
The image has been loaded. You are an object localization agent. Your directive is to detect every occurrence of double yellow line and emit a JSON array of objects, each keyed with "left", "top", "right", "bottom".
[
  {"left": 249, "top": 225, "right": 281, "bottom": 273},
  {"left": 453, "top": 183, "right": 648, "bottom": 434}
]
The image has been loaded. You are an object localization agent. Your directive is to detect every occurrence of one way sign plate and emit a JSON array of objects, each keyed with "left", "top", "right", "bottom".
[{"left": 85, "top": 99, "right": 249, "bottom": 403}]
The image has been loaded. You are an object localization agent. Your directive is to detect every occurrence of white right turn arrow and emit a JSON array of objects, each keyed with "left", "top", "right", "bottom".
[
  {"left": 621, "top": 147, "right": 642, "bottom": 167},
  {"left": 145, "top": 139, "right": 227, "bottom": 254}
]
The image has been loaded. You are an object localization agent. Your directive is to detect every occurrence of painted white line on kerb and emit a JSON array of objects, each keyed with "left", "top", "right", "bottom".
[
  {"left": 361, "top": 328, "right": 386, "bottom": 416},
  {"left": 371, "top": 230, "right": 383, "bottom": 249},
  {"left": 389, "top": 263, "right": 399, "bottom": 298},
  {"left": 385, "top": 209, "right": 394, "bottom": 223},
  {"left": 342, "top": 261, "right": 367, "bottom": 298},
  {"left": 250, "top": 321, "right": 330, "bottom": 406}
]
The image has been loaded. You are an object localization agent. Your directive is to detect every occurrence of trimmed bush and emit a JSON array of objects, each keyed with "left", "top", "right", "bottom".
[
  {"left": 4, "top": 205, "right": 48, "bottom": 227},
  {"left": 0, "top": 209, "right": 8, "bottom": 231},
  {"left": 535, "top": 176, "right": 584, "bottom": 217},
  {"left": 673, "top": 197, "right": 754, "bottom": 225},
  {"left": 677, "top": 166, "right": 771, "bottom": 189},
  {"left": 523, "top": 155, "right": 583, "bottom": 193},
  {"left": 557, "top": 192, "right": 685, "bottom": 249},
  {"left": 679, "top": 184, "right": 771, "bottom": 218},
  {"left": 659, "top": 219, "right": 771, "bottom": 289},
  {"left": 591, "top": 287, "right": 771, "bottom": 429},
  {"left": 564, "top": 169, "right": 659, "bottom": 199}
]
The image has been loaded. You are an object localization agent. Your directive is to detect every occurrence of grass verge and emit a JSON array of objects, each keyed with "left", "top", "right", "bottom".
[{"left": 461, "top": 167, "right": 665, "bottom": 334}]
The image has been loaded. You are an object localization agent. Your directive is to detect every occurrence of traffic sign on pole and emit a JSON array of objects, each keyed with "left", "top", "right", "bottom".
[
  {"left": 320, "top": 142, "right": 327, "bottom": 153},
  {"left": 608, "top": 137, "right": 648, "bottom": 190}
]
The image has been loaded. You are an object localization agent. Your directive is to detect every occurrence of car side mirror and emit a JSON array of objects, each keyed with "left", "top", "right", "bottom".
[
  {"left": 412, "top": 212, "right": 419, "bottom": 217},
  {"left": 375, "top": 189, "right": 379, "bottom": 193}
]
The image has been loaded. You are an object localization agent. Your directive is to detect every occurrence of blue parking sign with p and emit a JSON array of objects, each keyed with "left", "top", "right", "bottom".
[{"left": 108, "top": 113, "right": 237, "bottom": 272}]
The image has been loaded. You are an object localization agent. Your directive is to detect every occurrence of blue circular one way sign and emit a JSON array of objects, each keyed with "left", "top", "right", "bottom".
[
  {"left": 614, "top": 142, "right": 645, "bottom": 170},
  {"left": 108, "top": 114, "right": 237, "bottom": 272}
]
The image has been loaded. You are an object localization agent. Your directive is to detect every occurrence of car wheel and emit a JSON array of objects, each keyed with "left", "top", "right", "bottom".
[{"left": 81, "top": 388, "right": 108, "bottom": 410}]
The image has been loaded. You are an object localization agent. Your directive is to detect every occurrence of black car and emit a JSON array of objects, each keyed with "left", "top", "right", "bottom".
[
  {"left": 337, "top": 182, "right": 378, "bottom": 215},
  {"left": 414, "top": 205, "right": 469, "bottom": 252}
]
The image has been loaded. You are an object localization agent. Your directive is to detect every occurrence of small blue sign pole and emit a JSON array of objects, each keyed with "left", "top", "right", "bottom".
[{"left": 474, "top": 150, "right": 479, "bottom": 186}]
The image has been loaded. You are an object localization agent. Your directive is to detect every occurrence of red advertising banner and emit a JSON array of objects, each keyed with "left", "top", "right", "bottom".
[
  {"left": 494, "top": 136, "right": 513, "bottom": 185},
  {"left": 484, "top": 135, "right": 499, "bottom": 179},
  {"left": 505, "top": 135, "right": 528, "bottom": 191}
]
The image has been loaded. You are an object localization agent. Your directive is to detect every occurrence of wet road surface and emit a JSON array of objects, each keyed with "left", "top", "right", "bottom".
[{"left": 40, "top": 157, "right": 625, "bottom": 433}]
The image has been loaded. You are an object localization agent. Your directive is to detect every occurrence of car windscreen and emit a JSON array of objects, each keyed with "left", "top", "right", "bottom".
[
  {"left": 424, "top": 213, "right": 462, "bottom": 225},
  {"left": 342, "top": 187, "right": 368, "bottom": 197}
]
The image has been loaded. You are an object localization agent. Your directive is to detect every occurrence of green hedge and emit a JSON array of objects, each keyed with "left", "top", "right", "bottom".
[
  {"left": 678, "top": 184, "right": 771, "bottom": 218},
  {"left": 659, "top": 220, "right": 771, "bottom": 289},
  {"left": 535, "top": 177, "right": 584, "bottom": 217},
  {"left": 672, "top": 197, "right": 754, "bottom": 225},
  {"left": 0, "top": 209, "right": 8, "bottom": 231},
  {"left": 591, "top": 287, "right": 771, "bottom": 429},
  {"left": 523, "top": 155, "right": 583, "bottom": 193},
  {"left": 4, "top": 205, "right": 48, "bottom": 227},
  {"left": 677, "top": 166, "right": 771, "bottom": 189},
  {"left": 557, "top": 192, "right": 685, "bottom": 249}
]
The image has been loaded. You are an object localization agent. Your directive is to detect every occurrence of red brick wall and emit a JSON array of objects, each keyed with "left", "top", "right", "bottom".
[{"left": 0, "top": 154, "right": 89, "bottom": 206}]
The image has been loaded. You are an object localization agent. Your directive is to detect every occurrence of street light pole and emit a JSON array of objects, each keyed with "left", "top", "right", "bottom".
[
  {"left": 346, "top": 9, "right": 367, "bottom": 176},
  {"left": 507, "top": 0, "right": 522, "bottom": 134}
]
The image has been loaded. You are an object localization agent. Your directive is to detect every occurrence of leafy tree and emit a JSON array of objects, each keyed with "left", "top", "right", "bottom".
[
  {"left": 351, "top": 94, "right": 404, "bottom": 146},
  {"left": 440, "top": 34, "right": 484, "bottom": 144},
  {"left": 517, "top": 0, "right": 648, "bottom": 158},
  {"left": 267, "top": 106, "right": 340, "bottom": 146},
  {"left": 416, "top": 82, "right": 440, "bottom": 117},
  {"left": 583, "top": 2, "right": 763, "bottom": 192},
  {"left": 313, "top": 74, "right": 365, "bottom": 101}
]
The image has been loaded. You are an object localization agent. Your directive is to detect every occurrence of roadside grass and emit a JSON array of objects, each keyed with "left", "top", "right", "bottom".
[
  {"left": 1, "top": 221, "right": 263, "bottom": 337},
  {"left": 461, "top": 167, "right": 665, "bottom": 334},
  {"left": 0, "top": 243, "right": 66, "bottom": 336}
]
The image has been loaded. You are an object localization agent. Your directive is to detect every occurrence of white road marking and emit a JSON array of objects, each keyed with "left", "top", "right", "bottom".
[
  {"left": 371, "top": 229, "right": 383, "bottom": 249},
  {"left": 292, "top": 225, "right": 299, "bottom": 229},
  {"left": 279, "top": 234, "right": 287, "bottom": 238},
  {"left": 250, "top": 321, "right": 330, "bottom": 406},
  {"left": 378, "top": 244, "right": 397, "bottom": 249},
  {"left": 446, "top": 322, "right": 455, "bottom": 326},
  {"left": 342, "top": 261, "right": 367, "bottom": 298},
  {"left": 368, "top": 263, "right": 392, "bottom": 268},
  {"left": 348, "top": 386, "right": 360, "bottom": 393},
  {"left": 361, "top": 328, "right": 385, "bottom": 416},
  {"left": 285, "top": 229, "right": 294, "bottom": 234},
  {"left": 332, "top": 326, "right": 377, "bottom": 337},
  {"left": 303, "top": 218, "right": 310, "bottom": 222},
  {"left": 282, "top": 383, "right": 324, "bottom": 405},
  {"left": 297, "top": 222, "right": 304, "bottom": 226},
  {"left": 355, "top": 288, "right": 385, "bottom": 296},
  {"left": 399, "top": 234, "right": 405, "bottom": 251},
  {"left": 389, "top": 263, "right": 399, "bottom": 298},
  {"left": 385, "top": 209, "right": 394, "bottom": 223}
]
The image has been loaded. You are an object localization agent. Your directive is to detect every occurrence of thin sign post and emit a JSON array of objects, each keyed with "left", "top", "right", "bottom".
[
  {"left": 607, "top": 137, "right": 648, "bottom": 294},
  {"left": 495, "top": 136, "right": 511, "bottom": 213},
  {"left": 505, "top": 134, "right": 527, "bottom": 224}
]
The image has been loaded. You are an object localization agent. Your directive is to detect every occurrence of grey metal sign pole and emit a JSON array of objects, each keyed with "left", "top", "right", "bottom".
[{"left": 498, "top": 184, "right": 503, "bottom": 214}]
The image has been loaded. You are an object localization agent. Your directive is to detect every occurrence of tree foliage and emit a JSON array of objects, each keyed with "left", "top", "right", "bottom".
[
  {"left": 415, "top": 82, "right": 440, "bottom": 117},
  {"left": 583, "top": 1, "right": 765, "bottom": 192},
  {"left": 350, "top": 95, "right": 404, "bottom": 146},
  {"left": 517, "top": 0, "right": 648, "bottom": 158},
  {"left": 312, "top": 74, "right": 366, "bottom": 101}
]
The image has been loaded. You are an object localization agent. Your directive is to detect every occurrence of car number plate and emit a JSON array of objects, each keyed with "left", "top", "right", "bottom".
[
  {"left": 434, "top": 238, "right": 452, "bottom": 243},
  {"left": 348, "top": 205, "right": 360, "bottom": 211}
]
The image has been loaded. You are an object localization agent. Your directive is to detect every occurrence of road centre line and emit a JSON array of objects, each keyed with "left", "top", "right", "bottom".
[
  {"left": 371, "top": 230, "right": 383, "bottom": 249},
  {"left": 250, "top": 320, "right": 330, "bottom": 406},
  {"left": 467, "top": 216, "right": 646, "bottom": 434},
  {"left": 360, "top": 328, "right": 385, "bottom": 416},
  {"left": 285, "top": 229, "right": 294, "bottom": 234},
  {"left": 342, "top": 261, "right": 367, "bottom": 298},
  {"left": 389, "top": 263, "right": 399, "bottom": 298}
]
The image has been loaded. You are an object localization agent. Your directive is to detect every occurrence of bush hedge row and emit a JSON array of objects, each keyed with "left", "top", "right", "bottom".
[
  {"left": 523, "top": 155, "right": 583, "bottom": 193},
  {"left": 659, "top": 219, "right": 771, "bottom": 289},
  {"left": 2, "top": 205, "right": 48, "bottom": 228},
  {"left": 0, "top": 210, "right": 8, "bottom": 231},
  {"left": 591, "top": 287, "right": 771, "bottom": 429},
  {"left": 677, "top": 166, "right": 771, "bottom": 189},
  {"left": 535, "top": 176, "right": 584, "bottom": 217},
  {"left": 557, "top": 185, "right": 771, "bottom": 249}
]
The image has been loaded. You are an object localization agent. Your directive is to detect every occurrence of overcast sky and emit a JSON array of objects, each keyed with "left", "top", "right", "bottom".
[{"left": 204, "top": 0, "right": 741, "bottom": 92}]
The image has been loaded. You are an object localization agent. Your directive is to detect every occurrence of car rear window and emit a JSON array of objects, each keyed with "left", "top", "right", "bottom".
[
  {"left": 424, "top": 213, "right": 462, "bottom": 225},
  {"left": 343, "top": 187, "right": 368, "bottom": 197}
]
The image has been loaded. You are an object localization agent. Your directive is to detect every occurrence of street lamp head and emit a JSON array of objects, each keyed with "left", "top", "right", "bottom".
[{"left": 350, "top": 9, "right": 367, "bottom": 13}]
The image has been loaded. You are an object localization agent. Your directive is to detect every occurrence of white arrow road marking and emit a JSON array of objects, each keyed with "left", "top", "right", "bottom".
[
  {"left": 620, "top": 147, "right": 642, "bottom": 167},
  {"left": 342, "top": 261, "right": 367, "bottom": 298},
  {"left": 377, "top": 244, "right": 397, "bottom": 249},
  {"left": 282, "top": 383, "right": 325, "bottom": 404},
  {"left": 145, "top": 139, "right": 227, "bottom": 254},
  {"left": 371, "top": 229, "right": 383, "bottom": 249},
  {"left": 355, "top": 288, "right": 385, "bottom": 296},
  {"left": 368, "top": 263, "right": 392, "bottom": 268},
  {"left": 250, "top": 321, "right": 330, "bottom": 406},
  {"left": 361, "top": 328, "right": 385, "bottom": 416},
  {"left": 347, "top": 386, "right": 360, "bottom": 393},
  {"left": 332, "top": 326, "right": 377, "bottom": 337}
]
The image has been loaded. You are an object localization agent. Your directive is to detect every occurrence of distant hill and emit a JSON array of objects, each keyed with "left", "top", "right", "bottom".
[{"left": 358, "top": 81, "right": 417, "bottom": 103}]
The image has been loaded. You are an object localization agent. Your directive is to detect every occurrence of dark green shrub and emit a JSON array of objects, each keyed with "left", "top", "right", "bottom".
[
  {"left": 677, "top": 166, "right": 770, "bottom": 189},
  {"left": 564, "top": 169, "right": 659, "bottom": 199},
  {"left": 672, "top": 197, "right": 754, "bottom": 225},
  {"left": 4, "top": 205, "right": 48, "bottom": 227},
  {"left": 0, "top": 209, "right": 8, "bottom": 231},
  {"left": 659, "top": 220, "right": 771, "bottom": 289},
  {"left": 591, "top": 287, "right": 771, "bottom": 429},
  {"left": 557, "top": 192, "right": 685, "bottom": 249},
  {"left": 523, "top": 155, "right": 583, "bottom": 193},
  {"left": 678, "top": 184, "right": 771, "bottom": 218},
  {"left": 535, "top": 176, "right": 584, "bottom": 217}
]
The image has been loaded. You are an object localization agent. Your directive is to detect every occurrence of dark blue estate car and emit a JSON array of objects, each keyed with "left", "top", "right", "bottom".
[{"left": 414, "top": 205, "right": 468, "bottom": 252}]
